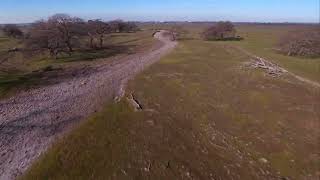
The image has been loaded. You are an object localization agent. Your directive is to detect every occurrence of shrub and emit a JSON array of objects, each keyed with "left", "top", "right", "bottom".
[
  {"left": 202, "top": 21, "right": 238, "bottom": 41},
  {"left": 109, "top": 20, "right": 139, "bottom": 33},
  {"left": 277, "top": 27, "right": 320, "bottom": 57},
  {"left": 2, "top": 24, "right": 23, "bottom": 38}
]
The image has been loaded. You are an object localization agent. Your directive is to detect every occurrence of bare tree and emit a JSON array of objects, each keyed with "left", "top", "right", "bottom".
[
  {"left": 108, "top": 20, "right": 122, "bottom": 33},
  {"left": 25, "top": 20, "right": 65, "bottom": 58},
  {"left": 25, "top": 14, "right": 84, "bottom": 58},
  {"left": 202, "top": 21, "right": 236, "bottom": 40},
  {"left": 277, "top": 27, "right": 320, "bottom": 57},
  {"left": 47, "top": 14, "right": 82, "bottom": 52},
  {"left": 169, "top": 25, "right": 188, "bottom": 41},
  {"left": 87, "top": 20, "right": 111, "bottom": 49},
  {"left": 2, "top": 24, "right": 23, "bottom": 38}
]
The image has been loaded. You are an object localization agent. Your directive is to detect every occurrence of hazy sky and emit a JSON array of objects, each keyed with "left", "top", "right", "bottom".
[{"left": 0, "top": 0, "right": 319, "bottom": 23}]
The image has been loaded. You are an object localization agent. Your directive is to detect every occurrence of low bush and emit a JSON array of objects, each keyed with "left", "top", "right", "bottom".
[
  {"left": 2, "top": 24, "right": 23, "bottom": 38},
  {"left": 202, "top": 21, "right": 240, "bottom": 41},
  {"left": 277, "top": 27, "right": 320, "bottom": 58}
]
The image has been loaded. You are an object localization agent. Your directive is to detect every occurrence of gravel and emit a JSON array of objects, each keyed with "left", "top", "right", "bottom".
[{"left": 0, "top": 30, "right": 177, "bottom": 180}]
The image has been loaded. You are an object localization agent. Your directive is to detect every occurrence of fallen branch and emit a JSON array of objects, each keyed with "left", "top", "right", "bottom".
[
  {"left": 127, "top": 93, "right": 143, "bottom": 111},
  {"left": 250, "top": 56, "right": 288, "bottom": 77}
]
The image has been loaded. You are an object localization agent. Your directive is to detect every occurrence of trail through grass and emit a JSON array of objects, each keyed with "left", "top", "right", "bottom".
[{"left": 23, "top": 26, "right": 320, "bottom": 180}]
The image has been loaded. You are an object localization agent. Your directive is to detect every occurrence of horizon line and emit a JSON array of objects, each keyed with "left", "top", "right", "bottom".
[{"left": 1, "top": 19, "right": 319, "bottom": 25}]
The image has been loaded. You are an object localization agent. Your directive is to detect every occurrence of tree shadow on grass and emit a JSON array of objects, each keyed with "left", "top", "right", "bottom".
[
  {"left": 0, "top": 66, "right": 60, "bottom": 100},
  {"left": 206, "top": 37, "right": 244, "bottom": 41},
  {"left": 57, "top": 45, "right": 136, "bottom": 63},
  {"left": 0, "top": 44, "right": 137, "bottom": 99},
  {"left": 0, "top": 72, "right": 46, "bottom": 99}
]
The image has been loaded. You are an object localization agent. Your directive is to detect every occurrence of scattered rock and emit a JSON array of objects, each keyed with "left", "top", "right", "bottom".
[
  {"left": 147, "top": 120, "right": 154, "bottom": 126},
  {"left": 121, "top": 169, "right": 127, "bottom": 175},
  {"left": 259, "top": 158, "right": 268, "bottom": 164},
  {"left": 80, "top": 81, "right": 87, "bottom": 85},
  {"left": 145, "top": 109, "right": 158, "bottom": 114},
  {"left": 114, "top": 82, "right": 126, "bottom": 103},
  {"left": 8, "top": 47, "right": 19, "bottom": 52}
]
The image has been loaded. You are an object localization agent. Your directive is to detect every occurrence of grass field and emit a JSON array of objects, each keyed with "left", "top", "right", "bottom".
[
  {"left": 22, "top": 25, "right": 320, "bottom": 180},
  {"left": 0, "top": 30, "right": 155, "bottom": 99},
  {"left": 231, "top": 25, "right": 320, "bottom": 83},
  {"left": 156, "top": 23, "right": 320, "bottom": 83}
]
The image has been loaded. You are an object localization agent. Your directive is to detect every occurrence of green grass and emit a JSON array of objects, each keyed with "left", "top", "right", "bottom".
[
  {"left": 229, "top": 25, "right": 320, "bottom": 83},
  {"left": 23, "top": 101, "right": 139, "bottom": 179},
  {"left": 22, "top": 25, "right": 320, "bottom": 180},
  {"left": 0, "top": 72, "right": 45, "bottom": 98},
  {"left": 0, "top": 36, "right": 20, "bottom": 51}
]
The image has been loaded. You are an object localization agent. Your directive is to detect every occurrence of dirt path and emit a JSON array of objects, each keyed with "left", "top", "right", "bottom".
[{"left": 0, "top": 30, "right": 177, "bottom": 180}]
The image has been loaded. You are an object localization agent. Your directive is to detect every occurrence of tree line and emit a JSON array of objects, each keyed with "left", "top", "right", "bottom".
[{"left": 1, "top": 14, "right": 139, "bottom": 58}]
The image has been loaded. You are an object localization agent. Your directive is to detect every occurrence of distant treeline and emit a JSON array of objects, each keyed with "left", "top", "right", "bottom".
[{"left": 2, "top": 18, "right": 319, "bottom": 58}]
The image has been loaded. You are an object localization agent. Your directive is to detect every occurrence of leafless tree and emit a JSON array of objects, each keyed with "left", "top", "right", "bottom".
[
  {"left": 87, "top": 20, "right": 111, "bottom": 49},
  {"left": 47, "top": 14, "right": 83, "bottom": 52},
  {"left": 277, "top": 27, "right": 320, "bottom": 57},
  {"left": 25, "top": 14, "right": 84, "bottom": 58},
  {"left": 169, "top": 25, "right": 188, "bottom": 41},
  {"left": 203, "top": 21, "right": 236, "bottom": 40},
  {"left": 2, "top": 24, "right": 23, "bottom": 38},
  {"left": 108, "top": 20, "right": 121, "bottom": 33},
  {"left": 25, "top": 20, "right": 64, "bottom": 58},
  {"left": 23, "top": 14, "right": 141, "bottom": 59}
]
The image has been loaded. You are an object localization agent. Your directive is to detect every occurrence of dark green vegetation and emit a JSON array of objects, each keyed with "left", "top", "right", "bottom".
[
  {"left": 202, "top": 21, "right": 241, "bottom": 41},
  {"left": 0, "top": 29, "right": 155, "bottom": 99},
  {"left": 2, "top": 24, "right": 24, "bottom": 38},
  {"left": 23, "top": 24, "right": 320, "bottom": 179}
]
